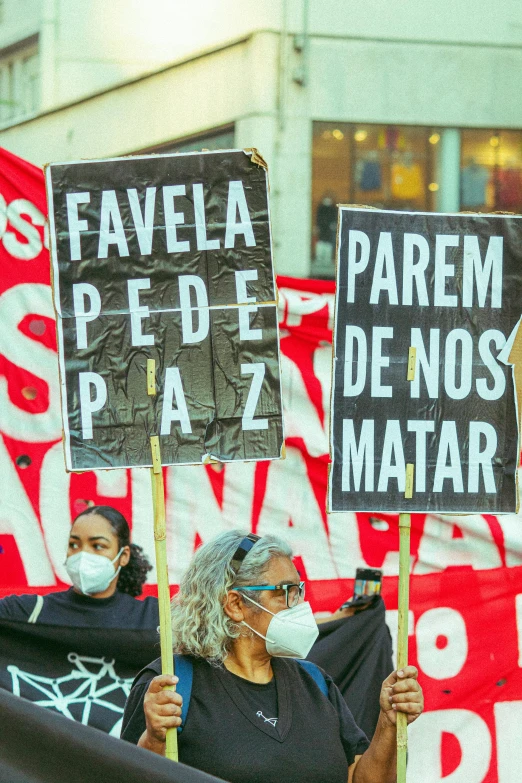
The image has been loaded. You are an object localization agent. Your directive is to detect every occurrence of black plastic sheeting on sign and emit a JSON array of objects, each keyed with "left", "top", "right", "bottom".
[
  {"left": 330, "top": 208, "right": 522, "bottom": 514},
  {"left": 46, "top": 150, "right": 283, "bottom": 471}
]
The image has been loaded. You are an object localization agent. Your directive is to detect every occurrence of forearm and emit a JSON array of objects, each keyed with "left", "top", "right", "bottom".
[
  {"left": 137, "top": 729, "right": 166, "bottom": 756},
  {"left": 353, "top": 714, "right": 397, "bottom": 783}
]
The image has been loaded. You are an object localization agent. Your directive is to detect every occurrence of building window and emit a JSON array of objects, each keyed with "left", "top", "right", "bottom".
[
  {"left": 140, "top": 126, "right": 235, "bottom": 156},
  {"left": 311, "top": 122, "right": 439, "bottom": 278},
  {"left": 461, "top": 129, "right": 522, "bottom": 213},
  {"left": 0, "top": 41, "right": 39, "bottom": 125},
  {"left": 312, "top": 122, "right": 522, "bottom": 279}
]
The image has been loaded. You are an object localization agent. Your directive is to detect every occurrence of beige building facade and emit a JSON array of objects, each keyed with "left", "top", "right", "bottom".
[{"left": 1, "top": 0, "right": 521, "bottom": 277}]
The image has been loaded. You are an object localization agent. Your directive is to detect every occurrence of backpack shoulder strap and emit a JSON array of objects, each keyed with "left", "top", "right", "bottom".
[
  {"left": 296, "top": 659, "right": 329, "bottom": 697},
  {"left": 27, "top": 595, "right": 44, "bottom": 624},
  {"left": 174, "top": 654, "right": 194, "bottom": 732},
  {"left": 129, "top": 655, "right": 194, "bottom": 734}
]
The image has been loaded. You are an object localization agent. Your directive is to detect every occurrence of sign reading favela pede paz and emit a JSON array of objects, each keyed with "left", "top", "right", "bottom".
[
  {"left": 46, "top": 149, "right": 283, "bottom": 471},
  {"left": 329, "top": 207, "right": 522, "bottom": 514}
]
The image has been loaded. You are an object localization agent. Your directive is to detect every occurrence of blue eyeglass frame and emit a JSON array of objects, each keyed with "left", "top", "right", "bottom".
[{"left": 239, "top": 581, "right": 306, "bottom": 608}]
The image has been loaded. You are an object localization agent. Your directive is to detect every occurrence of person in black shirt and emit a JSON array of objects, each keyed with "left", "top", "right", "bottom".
[
  {"left": 121, "top": 530, "right": 424, "bottom": 783},
  {"left": 0, "top": 505, "right": 158, "bottom": 628},
  {"left": 0, "top": 506, "right": 159, "bottom": 735}
]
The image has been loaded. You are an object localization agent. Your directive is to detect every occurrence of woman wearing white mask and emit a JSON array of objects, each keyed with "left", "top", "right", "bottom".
[
  {"left": 0, "top": 505, "right": 157, "bottom": 627},
  {"left": 121, "top": 531, "right": 423, "bottom": 783}
]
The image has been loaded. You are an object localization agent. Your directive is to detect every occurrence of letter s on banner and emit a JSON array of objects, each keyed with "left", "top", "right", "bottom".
[
  {"left": 3, "top": 199, "right": 45, "bottom": 260},
  {"left": 0, "top": 284, "right": 61, "bottom": 442}
]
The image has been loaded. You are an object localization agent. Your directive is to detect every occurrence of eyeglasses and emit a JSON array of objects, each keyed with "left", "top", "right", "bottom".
[{"left": 239, "top": 581, "right": 306, "bottom": 608}]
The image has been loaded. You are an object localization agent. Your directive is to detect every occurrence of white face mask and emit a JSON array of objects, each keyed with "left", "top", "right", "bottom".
[
  {"left": 242, "top": 594, "right": 319, "bottom": 659},
  {"left": 65, "top": 548, "right": 123, "bottom": 596}
]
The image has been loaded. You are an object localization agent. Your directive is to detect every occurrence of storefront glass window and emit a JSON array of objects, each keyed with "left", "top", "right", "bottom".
[
  {"left": 460, "top": 130, "right": 522, "bottom": 212},
  {"left": 311, "top": 122, "right": 438, "bottom": 278}
]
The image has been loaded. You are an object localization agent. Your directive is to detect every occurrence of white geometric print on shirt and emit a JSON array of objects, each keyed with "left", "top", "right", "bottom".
[
  {"left": 256, "top": 710, "right": 278, "bottom": 726},
  {"left": 7, "top": 652, "right": 134, "bottom": 736}
]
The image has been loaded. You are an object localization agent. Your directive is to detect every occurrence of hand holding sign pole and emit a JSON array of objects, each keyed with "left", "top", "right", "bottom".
[{"left": 396, "top": 350, "right": 416, "bottom": 780}]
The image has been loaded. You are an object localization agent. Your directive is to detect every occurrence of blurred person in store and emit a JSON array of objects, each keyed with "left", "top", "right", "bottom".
[{"left": 122, "top": 530, "right": 423, "bottom": 783}]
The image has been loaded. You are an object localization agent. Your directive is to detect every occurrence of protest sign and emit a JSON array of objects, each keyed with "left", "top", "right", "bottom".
[
  {"left": 329, "top": 207, "right": 522, "bottom": 514},
  {"left": 45, "top": 149, "right": 283, "bottom": 472}
]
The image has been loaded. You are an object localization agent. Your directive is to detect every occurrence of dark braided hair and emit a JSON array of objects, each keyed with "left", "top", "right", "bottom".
[{"left": 73, "top": 505, "right": 152, "bottom": 597}]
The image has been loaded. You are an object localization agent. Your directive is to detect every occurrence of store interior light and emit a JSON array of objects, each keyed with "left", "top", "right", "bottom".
[
  {"left": 428, "top": 182, "right": 439, "bottom": 192},
  {"left": 354, "top": 130, "right": 368, "bottom": 142},
  {"left": 429, "top": 133, "right": 440, "bottom": 145},
  {"left": 332, "top": 129, "right": 344, "bottom": 140},
  {"left": 490, "top": 134, "right": 500, "bottom": 148}
]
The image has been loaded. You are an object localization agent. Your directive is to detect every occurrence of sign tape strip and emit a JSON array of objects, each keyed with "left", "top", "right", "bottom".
[
  {"left": 150, "top": 435, "right": 162, "bottom": 474},
  {"left": 407, "top": 347, "right": 416, "bottom": 381},
  {"left": 147, "top": 359, "right": 156, "bottom": 396},
  {"left": 405, "top": 463, "right": 414, "bottom": 499}
]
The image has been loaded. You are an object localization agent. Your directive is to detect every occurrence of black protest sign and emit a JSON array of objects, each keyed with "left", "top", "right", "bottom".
[
  {"left": 46, "top": 150, "right": 283, "bottom": 471},
  {"left": 329, "top": 208, "right": 522, "bottom": 513}
]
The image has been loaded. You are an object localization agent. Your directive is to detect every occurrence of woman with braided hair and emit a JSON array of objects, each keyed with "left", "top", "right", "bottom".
[{"left": 0, "top": 505, "right": 158, "bottom": 628}]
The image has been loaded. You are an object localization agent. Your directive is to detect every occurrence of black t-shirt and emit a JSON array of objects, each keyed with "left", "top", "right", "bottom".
[
  {"left": 0, "top": 589, "right": 159, "bottom": 629},
  {"left": 121, "top": 656, "right": 370, "bottom": 783},
  {"left": 228, "top": 670, "right": 279, "bottom": 735}
]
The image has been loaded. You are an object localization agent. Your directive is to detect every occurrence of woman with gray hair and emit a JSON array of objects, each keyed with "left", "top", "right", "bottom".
[{"left": 121, "top": 530, "right": 423, "bottom": 782}]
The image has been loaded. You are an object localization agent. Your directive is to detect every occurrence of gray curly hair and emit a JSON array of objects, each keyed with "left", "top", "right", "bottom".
[{"left": 171, "top": 529, "right": 292, "bottom": 664}]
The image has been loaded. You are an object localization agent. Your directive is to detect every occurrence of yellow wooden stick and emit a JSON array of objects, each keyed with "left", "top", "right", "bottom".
[
  {"left": 147, "top": 358, "right": 178, "bottom": 761},
  {"left": 397, "top": 512, "right": 411, "bottom": 783},
  {"left": 150, "top": 435, "right": 178, "bottom": 761}
]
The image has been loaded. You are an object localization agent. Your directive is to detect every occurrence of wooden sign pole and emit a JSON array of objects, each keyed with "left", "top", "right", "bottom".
[
  {"left": 148, "top": 361, "right": 178, "bottom": 762},
  {"left": 396, "top": 511, "right": 411, "bottom": 782},
  {"left": 397, "top": 350, "right": 416, "bottom": 782}
]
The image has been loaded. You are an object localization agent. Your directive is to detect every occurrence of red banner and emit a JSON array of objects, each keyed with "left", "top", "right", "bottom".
[{"left": 1, "top": 147, "right": 522, "bottom": 781}]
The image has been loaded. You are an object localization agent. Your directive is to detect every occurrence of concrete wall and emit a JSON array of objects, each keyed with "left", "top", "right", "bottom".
[
  {"left": 0, "top": 36, "right": 274, "bottom": 163},
  {"left": 2, "top": 2, "right": 522, "bottom": 277},
  {"left": 44, "top": 0, "right": 277, "bottom": 107},
  {"left": 0, "top": 0, "right": 283, "bottom": 111},
  {"left": 308, "top": 37, "right": 522, "bottom": 128},
  {"left": 0, "top": 0, "right": 40, "bottom": 49},
  {"left": 306, "top": 0, "right": 522, "bottom": 45},
  {"left": 2, "top": 0, "right": 521, "bottom": 113}
]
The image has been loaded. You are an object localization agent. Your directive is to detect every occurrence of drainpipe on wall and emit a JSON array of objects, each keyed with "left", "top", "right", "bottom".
[
  {"left": 292, "top": 0, "right": 309, "bottom": 87},
  {"left": 40, "top": 0, "right": 57, "bottom": 111},
  {"left": 277, "top": 0, "right": 289, "bottom": 132}
]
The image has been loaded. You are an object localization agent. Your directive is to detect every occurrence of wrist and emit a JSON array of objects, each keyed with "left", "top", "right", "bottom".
[
  {"left": 138, "top": 729, "right": 166, "bottom": 755},
  {"left": 377, "top": 709, "right": 397, "bottom": 733}
]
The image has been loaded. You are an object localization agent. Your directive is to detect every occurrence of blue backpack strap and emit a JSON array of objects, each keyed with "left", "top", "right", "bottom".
[
  {"left": 174, "top": 654, "right": 194, "bottom": 733},
  {"left": 296, "top": 659, "right": 329, "bottom": 697}
]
